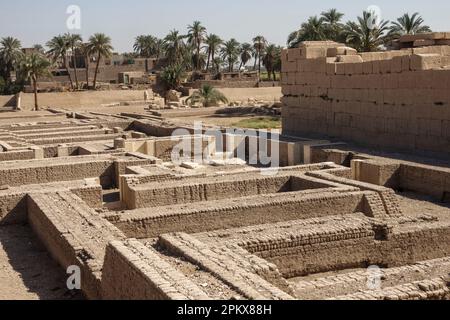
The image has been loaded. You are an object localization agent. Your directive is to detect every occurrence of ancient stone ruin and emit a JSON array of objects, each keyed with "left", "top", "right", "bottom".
[{"left": 1, "top": 36, "right": 450, "bottom": 301}]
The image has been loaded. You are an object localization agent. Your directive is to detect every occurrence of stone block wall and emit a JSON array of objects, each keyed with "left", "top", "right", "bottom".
[{"left": 281, "top": 41, "right": 450, "bottom": 157}]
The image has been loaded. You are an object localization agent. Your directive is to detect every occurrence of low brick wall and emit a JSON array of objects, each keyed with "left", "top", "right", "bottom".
[
  {"left": 27, "top": 191, "right": 126, "bottom": 299},
  {"left": 101, "top": 239, "right": 210, "bottom": 300}
]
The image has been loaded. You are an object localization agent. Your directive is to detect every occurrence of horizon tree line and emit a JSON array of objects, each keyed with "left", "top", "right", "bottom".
[
  {"left": 0, "top": 10, "right": 433, "bottom": 104},
  {"left": 288, "top": 9, "right": 431, "bottom": 51},
  {"left": 133, "top": 20, "right": 283, "bottom": 90}
]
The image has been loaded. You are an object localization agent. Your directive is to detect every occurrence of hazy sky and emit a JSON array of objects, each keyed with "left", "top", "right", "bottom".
[{"left": 1, "top": 0, "right": 450, "bottom": 52}]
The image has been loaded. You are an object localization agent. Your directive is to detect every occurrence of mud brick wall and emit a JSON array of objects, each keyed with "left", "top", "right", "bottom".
[
  {"left": 131, "top": 120, "right": 187, "bottom": 137},
  {"left": 281, "top": 42, "right": 450, "bottom": 157},
  {"left": 108, "top": 191, "right": 368, "bottom": 238},
  {"left": 294, "top": 257, "right": 450, "bottom": 299},
  {"left": 27, "top": 191, "right": 126, "bottom": 299},
  {"left": 353, "top": 159, "right": 450, "bottom": 201},
  {"left": 101, "top": 240, "right": 210, "bottom": 300},
  {"left": 159, "top": 233, "right": 293, "bottom": 300},
  {"left": 224, "top": 216, "right": 450, "bottom": 278},
  {"left": 127, "top": 175, "right": 292, "bottom": 208},
  {"left": 0, "top": 181, "right": 102, "bottom": 225},
  {"left": 0, "top": 149, "right": 35, "bottom": 162},
  {"left": 0, "top": 156, "right": 115, "bottom": 187}
]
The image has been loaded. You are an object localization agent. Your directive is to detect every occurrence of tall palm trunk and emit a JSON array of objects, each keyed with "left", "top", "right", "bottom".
[
  {"left": 63, "top": 56, "right": 74, "bottom": 90},
  {"left": 93, "top": 52, "right": 101, "bottom": 89},
  {"left": 72, "top": 47, "right": 79, "bottom": 89},
  {"left": 196, "top": 40, "right": 201, "bottom": 70},
  {"left": 85, "top": 55, "right": 90, "bottom": 89},
  {"left": 258, "top": 53, "right": 262, "bottom": 75},
  {"left": 206, "top": 49, "right": 211, "bottom": 72},
  {"left": 33, "top": 77, "right": 39, "bottom": 111},
  {"left": 253, "top": 56, "right": 257, "bottom": 71}
]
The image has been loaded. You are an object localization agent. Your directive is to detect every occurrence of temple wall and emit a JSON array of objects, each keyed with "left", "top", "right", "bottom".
[{"left": 281, "top": 42, "right": 450, "bottom": 157}]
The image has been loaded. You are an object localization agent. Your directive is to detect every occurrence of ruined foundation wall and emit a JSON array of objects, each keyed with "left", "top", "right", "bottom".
[
  {"left": 281, "top": 42, "right": 450, "bottom": 157},
  {"left": 101, "top": 240, "right": 210, "bottom": 300}
]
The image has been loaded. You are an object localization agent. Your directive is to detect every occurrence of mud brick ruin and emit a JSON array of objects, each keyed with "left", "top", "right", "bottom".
[{"left": 1, "top": 34, "right": 450, "bottom": 300}]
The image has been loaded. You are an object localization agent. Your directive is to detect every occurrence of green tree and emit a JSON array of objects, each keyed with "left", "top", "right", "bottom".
[
  {"left": 88, "top": 33, "right": 113, "bottom": 89},
  {"left": 80, "top": 43, "right": 92, "bottom": 88},
  {"left": 163, "top": 30, "right": 187, "bottom": 66},
  {"left": 187, "top": 84, "right": 228, "bottom": 107},
  {"left": 287, "top": 16, "right": 327, "bottom": 47},
  {"left": 134, "top": 35, "right": 163, "bottom": 58},
  {"left": 160, "top": 63, "right": 186, "bottom": 90},
  {"left": 65, "top": 33, "right": 82, "bottom": 89},
  {"left": 253, "top": 35, "right": 267, "bottom": 75},
  {"left": 344, "top": 11, "right": 390, "bottom": 52},
  {"left": 212, "top": 56, "right": 223, "bottom": 74},
  {"left": 187, "top": 21, "right": 207, "bottom": 70},
  {"left": 46, "top": 35, "right": 74, "bottom": 90},
  {"left": 389, "top": 12, "right": 431, "bottom": 37},
  {"left": 239, "top": 43, "right": 253, "bottom": 71},
  {"left": 220, "top": 39, "right": 240, "bottom": 72},
  {"left": 19, "top": 53, "right": 52, "bottom": 111},
  {"left": 321, "top": 9, "right": 345, "bottom": 41},
  {"left": 0, "top": 37, "right": 23, "bottom": 85},
  {"left": 205, "top": 34, "right": 222, "bottom": 72},
  {"left": 262, "top": 44, "right": 281, "bottom": 81}
]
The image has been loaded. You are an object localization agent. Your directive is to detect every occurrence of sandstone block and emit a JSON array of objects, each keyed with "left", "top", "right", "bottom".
[
  {"left": 363, "top": 61, "right": 373, "bottom": 74},
  {"left": 335, "top": 63, "right": 346, "bottom": 75},
  {"left": 336, "top": 55, "right": 363, "bottom": 63},
  {"left": 391, "top": 56, "right": 403, "bottom": 73},
  {"left": 288, "top": 48, "right": 303, "bottom": 62},
  {"left": 410, "top": 54, "right": 443, "bottom": 70},
  {"left": 326, "top": 63, "right": 337, "bottom": 75}
]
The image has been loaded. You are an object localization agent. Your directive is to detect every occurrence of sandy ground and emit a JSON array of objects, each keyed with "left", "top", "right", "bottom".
[
  {"left": 397, "top": 191, "right": 450, "bottom": 219},
  {"left": 0, "top": 225, "right": 83, "bottom": 300}
]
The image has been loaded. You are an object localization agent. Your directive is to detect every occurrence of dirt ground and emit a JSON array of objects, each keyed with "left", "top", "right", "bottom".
[{"left": 0, "top": 224, "right": 83, "bottom": 300}]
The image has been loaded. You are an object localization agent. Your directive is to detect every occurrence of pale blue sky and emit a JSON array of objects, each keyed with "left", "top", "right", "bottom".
[{"left": 1, "top": 0, "right": 449, "bottom": 52}]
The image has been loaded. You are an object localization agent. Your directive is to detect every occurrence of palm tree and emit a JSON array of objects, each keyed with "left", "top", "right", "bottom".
[
  {"left": 134, "top": 35, "right": 162, "bottom": 58},
  {"left": 46, "top": 35, "right": 74, "bottom": 89},
  {"left": 164, "top": 30, "right": 187, "bottom": 66},
  {"left": 205, "top": 34, "right": 222, "bottom": 72},
  {"left": 187, "top": 84, "right": 228, "bottom": 107},
  {"left": 80, "top": 43, "right": 92, "bottom": 88},
  {"left": 239, "top": 43, "right": 253, "bottom": 71},
  {"left": 253, "top": 35, "right": 267, "bottom": 75},
  {"left": 212, "top": 56, "right": 223, "bottom": 74},
  {"left": 220, "top": 39, "right": 240, "bottom": 72},
  {"left": 160, "top": 63, "right": 185, "bottom": 90},
  {"left": 134, "top": 35, "right": 151, "bottom": 57},
  {"left": 0, "top": 37, "right": 23, "bottom": 84},
  {"left": 65, "top": 33, "right": 82, "bottom": 89},
  {"left": 301, "top": 16, "right": 327, "bottom": 40},
  {"left": 287, "top": 16, "right": 327, "bottom": 47},
  {"left": 321, "top": 9, "right": 345, "bottom": 41},
  {"left": 187, "top": 21, "right": 207, "bottom": 70},
  {"left": 262, "top": 44, "right": 281, "bottom": 81},
  {"left": 389, "top": 12, "right": 431, "bottom": 37},
  {"left": 344, "top": 11, "right": 390, "bottom": 52},
  {"left": 19, "top": 53, "right": 52, "bottom": 111},
  {"left": 88, "top": 33, "right": 113, "bottom": 89}
]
